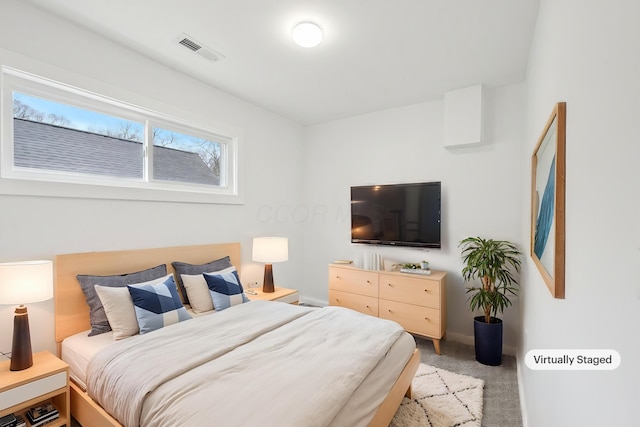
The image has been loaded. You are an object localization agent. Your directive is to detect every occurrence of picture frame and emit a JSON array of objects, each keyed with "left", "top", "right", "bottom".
[{"left": 531, "top": 102, "right": 566, "bottom": 299}]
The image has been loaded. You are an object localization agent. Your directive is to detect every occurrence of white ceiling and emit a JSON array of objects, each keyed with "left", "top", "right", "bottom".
[{"left": 25, "top": 0, "right": 540, "bottom": 126}]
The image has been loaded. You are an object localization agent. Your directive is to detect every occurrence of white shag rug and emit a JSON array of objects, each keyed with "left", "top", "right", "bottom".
[{"left": 391, "top": 363, "right": 484, "bottom": 427}]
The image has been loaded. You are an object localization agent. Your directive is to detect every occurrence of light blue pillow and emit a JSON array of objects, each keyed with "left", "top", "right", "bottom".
[
  {"left": 203, "top": 267, "right": 249, "bottom": 311},
  {"left": 128, "top": 276, "right": 192, "bottom": 334}
]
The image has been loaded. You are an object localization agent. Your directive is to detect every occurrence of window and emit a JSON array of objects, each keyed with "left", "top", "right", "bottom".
[
  {"left": 13, "top": 92, "right": 146, "bottom": 179},
  {"left": 1, "top": 67, "right": 241, "bottom": 203},
  {"left": 152, "top": 124, "right": 226, "bottom": 187}
]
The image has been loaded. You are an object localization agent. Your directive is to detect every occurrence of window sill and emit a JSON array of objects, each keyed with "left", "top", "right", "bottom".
[{"left": 0, "top": 177, "right": 244, "bottom": 205}]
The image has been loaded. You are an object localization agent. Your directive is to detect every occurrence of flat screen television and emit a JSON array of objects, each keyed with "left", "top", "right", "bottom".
[{"left": 351, "top": 181, "right": 441, "bottom": 249}]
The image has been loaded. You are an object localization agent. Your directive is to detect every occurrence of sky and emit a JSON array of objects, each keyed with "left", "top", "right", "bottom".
[
  {"left": 15, "top": 91, "right": 141, "bottom": 136},
  {"left": 13, "top": 92, "right": 221, "bottom": 156}
]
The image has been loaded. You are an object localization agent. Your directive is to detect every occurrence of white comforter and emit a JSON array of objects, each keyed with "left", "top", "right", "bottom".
[{"left": 86, "top": 301, "right": 405, "bottom": 427}]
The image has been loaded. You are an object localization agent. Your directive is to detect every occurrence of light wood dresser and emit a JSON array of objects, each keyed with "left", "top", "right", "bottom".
[{"left": 329, "top": 264, "right": 447, "bottom": 354}]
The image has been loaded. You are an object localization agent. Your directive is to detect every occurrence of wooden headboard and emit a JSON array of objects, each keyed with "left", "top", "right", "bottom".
[{"left": 54, "top": 242, "right": 241, "bottom": 348}]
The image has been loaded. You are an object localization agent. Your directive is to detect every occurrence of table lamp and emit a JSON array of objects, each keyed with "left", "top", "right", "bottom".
[
  {"left": 252, "top": 237, "right": 288, "bottom": 293},
  {"left": 0, "top": 260, "right": 53, "bottom": 371}
]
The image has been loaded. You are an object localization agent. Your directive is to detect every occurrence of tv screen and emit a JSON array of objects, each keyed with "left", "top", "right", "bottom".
[{"left": 351, "top": 182, "right": 441, "bottom": 249}]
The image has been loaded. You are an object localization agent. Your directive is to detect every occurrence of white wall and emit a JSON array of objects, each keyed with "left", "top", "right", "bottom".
[
  {"left": 0, "top": 0, "right": 305, "bottom": 355},
  {"left": 301, "top": 84, "right": 526, "bottom": 350},
  {"left": 5, "top": 3, "right": 637, "bottom": 423},
  {"left": 520, "top": 0, "right": 640, "bottom": 425}
]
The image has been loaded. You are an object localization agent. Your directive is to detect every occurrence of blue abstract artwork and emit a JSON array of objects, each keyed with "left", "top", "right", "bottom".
[{"left": 534, "top": 156, "right": 555, "bottom": 259}]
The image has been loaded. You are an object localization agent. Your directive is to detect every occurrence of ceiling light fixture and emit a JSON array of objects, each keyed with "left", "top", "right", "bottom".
[{"left": 292, "top": 21, "right": 323, "bottom": 48}]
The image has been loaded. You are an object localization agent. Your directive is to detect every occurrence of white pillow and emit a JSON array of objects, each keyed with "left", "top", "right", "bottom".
[
  {"left": 181, "top": 273, "right": 214, "bottom": 313},
  {"left": 94, "top": 285, "right": 138, "bottom": 340},
  {"left": 95, "top": 273, "right": 174, "bottom": 340}
]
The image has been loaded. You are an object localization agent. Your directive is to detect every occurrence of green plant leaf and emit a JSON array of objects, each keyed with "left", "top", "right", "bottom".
[{"left": 459, "top": 236, "right": 522, "bottom": 320}]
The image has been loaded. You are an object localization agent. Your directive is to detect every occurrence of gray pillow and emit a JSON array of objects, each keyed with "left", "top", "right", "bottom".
[
  {"left": 77, "top": 264, "right": 167, "bottom": 336},
  {"left": 172, "top": 256, "right": 232, "bottom": 304}
]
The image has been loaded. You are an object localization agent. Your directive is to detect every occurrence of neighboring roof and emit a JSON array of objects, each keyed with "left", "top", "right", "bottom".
[{"left": 13, "top": 118, "right": 219, "bottom": 185}]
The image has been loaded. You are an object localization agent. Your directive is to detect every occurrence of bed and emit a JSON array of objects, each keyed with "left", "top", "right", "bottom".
[{"left": 54, "top": 243, "right": 420, "bottom": 427}]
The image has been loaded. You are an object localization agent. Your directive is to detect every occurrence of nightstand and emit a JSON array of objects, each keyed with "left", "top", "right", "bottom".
[
  {"left": 246, "top": 286, "right": 299, "bottom": 304},
  {"left": 0, "top": 351, "right": 70, "bottom": 427}
]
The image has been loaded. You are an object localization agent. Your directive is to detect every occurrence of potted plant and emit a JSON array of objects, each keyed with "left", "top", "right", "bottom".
[{"left": 459, "top": 236, "right": 522, "bottom": 366}]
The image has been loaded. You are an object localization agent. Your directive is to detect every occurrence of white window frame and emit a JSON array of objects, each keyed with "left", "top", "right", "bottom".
[{"left": 0, "top": 66, "right": 243, "bottom": 204}]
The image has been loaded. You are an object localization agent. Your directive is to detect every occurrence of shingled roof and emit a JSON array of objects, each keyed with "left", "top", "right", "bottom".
[{"left": 13, "top": 118, "right": 219, "bottom": 185}]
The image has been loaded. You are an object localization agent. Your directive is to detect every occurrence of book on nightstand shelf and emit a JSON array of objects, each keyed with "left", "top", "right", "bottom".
[
  {"left": 0, "top": 414, "right": 17, "bottom": 427},
  {"left": 26, "top": 412, "right": 58, "bottom": 427},
  {"left": 25, "top": 401, "right": 59, "bottom": 427},
  {"left": 1, "top": 413, "right": 29, "bottom": 427}
]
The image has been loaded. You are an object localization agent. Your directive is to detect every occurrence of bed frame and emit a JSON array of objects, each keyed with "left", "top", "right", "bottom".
[{"left": 53, "top": 242, "right": 419, "bottom": 427}]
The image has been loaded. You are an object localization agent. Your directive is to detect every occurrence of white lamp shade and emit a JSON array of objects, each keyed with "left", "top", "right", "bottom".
[
  {"left": 252, "top": 237, "right": 289, "bottom": 263},
  {"left": 0, "top": 260, "right": 53, "bottom": 305}
]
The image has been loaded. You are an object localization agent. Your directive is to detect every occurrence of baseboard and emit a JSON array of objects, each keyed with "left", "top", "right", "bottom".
[
  {"left": 444, "top": 331, "right": 475, "bottom": 347},
  {"left": 445, "top": 331, "right": 517, "bottom": 356},
  {"left": 517, "top": 354, "right": 528, "bottom": 427}
]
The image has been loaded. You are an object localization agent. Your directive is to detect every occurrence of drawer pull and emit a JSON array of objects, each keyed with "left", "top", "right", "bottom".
[
  {"left": 366, "top": 305, "right": 370, "bottom": 309},
  {"left": 424, "top": 317, "right": 430, "bottom": 321},
  {"left": 387, "top": 283, "right": 393, "bottom": 287},
  {"left": 424, "top": 289, "right": 429, "bottom": 293},
  {"left": 387, "top": 309, "right": 392, "bottom": 313},
  {"left": 336, "top": 275, "right": 341, "bottom": 279},
  {"left": 336, "top": 299, "right": 340, "bottom": 302}
]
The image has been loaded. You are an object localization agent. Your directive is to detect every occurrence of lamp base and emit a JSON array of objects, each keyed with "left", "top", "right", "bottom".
[
  {"left": 10, "top": 305, "right": 33, "bottom": 371},
  {"left": 263, "top": 264, "right": 275, "bottom": 293}
]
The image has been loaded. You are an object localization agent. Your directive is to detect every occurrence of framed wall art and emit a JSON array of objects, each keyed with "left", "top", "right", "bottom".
[{"left": 531, "top": 102, "right": 566, "bottom": 299}]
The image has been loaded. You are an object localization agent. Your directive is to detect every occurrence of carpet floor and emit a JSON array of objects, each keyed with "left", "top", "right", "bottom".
[
  {"left": 413, "top": 336, "right": 523, "bottom": 427},
  {"left": 391, "top": 363, "right": 484, "bottom": 427}
]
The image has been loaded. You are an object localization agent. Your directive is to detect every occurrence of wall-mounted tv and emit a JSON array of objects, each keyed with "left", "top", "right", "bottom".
[{"left": 351, "top": 181, "right": 441, "bottom": 249}]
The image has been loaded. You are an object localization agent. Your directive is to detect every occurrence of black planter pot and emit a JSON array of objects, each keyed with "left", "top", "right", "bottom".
[{"left": 473, "top": 316, "right": 503, "bottom": 366}]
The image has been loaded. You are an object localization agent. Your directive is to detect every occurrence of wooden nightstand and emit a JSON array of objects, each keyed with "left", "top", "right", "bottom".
[
  {"left": 0, "top": 351, "right": 70, "bottom": 427},
  {"left": 246, "top": 286, "right": 299, "bottom": 304}
]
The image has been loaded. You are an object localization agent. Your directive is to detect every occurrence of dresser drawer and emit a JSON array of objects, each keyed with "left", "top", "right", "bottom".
[
  {"left": 379, "top": 299, "right": 441, "bottom": 338},
  {"left": 329, "top": 267, "right": 378, "bottom": 297},
  {"left": 0, "top": 371, "right": 67, "bottom": 411},
  {"left": 329, "top": 289, "right": 379, "bottom": 317},
  {"left": 379, "top": 273, "right": 440, "bottom": 307}
]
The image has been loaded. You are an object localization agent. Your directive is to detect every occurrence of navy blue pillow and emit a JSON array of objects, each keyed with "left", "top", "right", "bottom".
[{"left": 203, "top": 267, "right": 249, "bottom": 311}]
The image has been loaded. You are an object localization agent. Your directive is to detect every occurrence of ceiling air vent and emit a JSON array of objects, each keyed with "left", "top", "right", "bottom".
[{"left": 175, "top": 33, "right": 225, "bottom": 62}]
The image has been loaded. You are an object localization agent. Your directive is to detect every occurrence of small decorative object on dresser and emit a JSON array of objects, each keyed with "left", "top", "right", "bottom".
[{"left": 328, "top": 264, "right": 447, "bottom": 354}]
